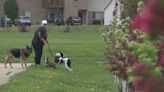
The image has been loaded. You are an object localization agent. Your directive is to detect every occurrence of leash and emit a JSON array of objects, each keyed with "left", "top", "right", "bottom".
[{"left": 47, "top": 43, "right": 54, "bottom": 57}]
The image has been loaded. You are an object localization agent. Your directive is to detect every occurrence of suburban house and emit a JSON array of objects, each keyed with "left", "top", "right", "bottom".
[
  {"left": 104, "top": 0, "right": 122, "bottom": 25},
  {"left": 87, "top": 0, "right": 109, "bottom": 24},
  {"left": 0, "top": 0, "right": 115, "bottom": 24}
]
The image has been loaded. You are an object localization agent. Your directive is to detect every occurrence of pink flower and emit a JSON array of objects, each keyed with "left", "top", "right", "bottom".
[
  {"left": 130, "top": 7, "right": 153, "bottom": 33},
  {"left": 133, "top": 76, "right": 144, "bottom": 90},
  {"left": 132, "top": 63, "right": 147, "bottom": 74},
  {"left": 159, "top": 55, "right": 164, "bottom": 67},
  {"left": 130, "top": 0, "right": 164, "bottom": 35}
]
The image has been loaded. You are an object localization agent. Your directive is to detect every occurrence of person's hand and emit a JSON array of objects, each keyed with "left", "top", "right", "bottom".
[{"left": 40, "top": 38, "right": 48, "bottom": 45}]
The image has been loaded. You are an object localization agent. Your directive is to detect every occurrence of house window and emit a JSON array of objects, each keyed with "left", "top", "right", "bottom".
[
  {"left": 55, "top": 0, "right": 60, "bottom": 5},
  {"left": 92, "top": 12, "right": 96, "bottom": 19},
  {"left": 48, "top": 12, "right": 56, "bottom": 19},
  {"left": 48, "top": 0, "right": 54, "bottom": 3},
  {"left": 22, "top": 11, "right": 31, "bottom": 17},
  {"left": 92, "top": 12, "right": 102, "bottom": 20}
]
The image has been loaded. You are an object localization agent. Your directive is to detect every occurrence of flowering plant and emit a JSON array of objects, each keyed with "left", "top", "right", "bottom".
[
  {"left": 104, "top": 0, "right": 164, "bottom": 92},
  {"left": 129, "top": 0, "right": 164, "bottom": 91}
]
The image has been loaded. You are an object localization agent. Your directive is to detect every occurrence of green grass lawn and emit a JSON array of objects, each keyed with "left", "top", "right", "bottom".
[{"left": 0, "top": 25, "right": 118, "bottom": 92}]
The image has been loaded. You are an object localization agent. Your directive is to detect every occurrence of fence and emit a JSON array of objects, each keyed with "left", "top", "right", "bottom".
[{"left": 114, "top": 75, "right": 128, "bottom": 92}]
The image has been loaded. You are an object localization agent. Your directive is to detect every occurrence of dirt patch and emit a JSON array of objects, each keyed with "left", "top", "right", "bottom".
[{"left": 0, "top": 63, "right": 32, "bottom": 86}]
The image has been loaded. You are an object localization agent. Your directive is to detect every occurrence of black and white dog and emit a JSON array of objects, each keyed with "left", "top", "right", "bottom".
[{"left": 54, "top": 52, "right": 72, "bottom": 71}]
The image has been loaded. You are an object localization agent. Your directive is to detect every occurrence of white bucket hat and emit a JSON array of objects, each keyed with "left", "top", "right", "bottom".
[{"left": 41, "top": 20, "right": 48, "bottom": 25}]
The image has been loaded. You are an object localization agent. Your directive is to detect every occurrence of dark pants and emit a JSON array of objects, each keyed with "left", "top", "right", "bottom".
[{"left": 32, "top": 40, "right": 43, "bottom": 65}]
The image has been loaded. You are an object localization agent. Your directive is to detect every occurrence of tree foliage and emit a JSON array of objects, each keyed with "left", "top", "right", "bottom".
[
  {"left": 4, "top": 0, "right": 18, "bottom": 21},
  {"left": 121, "top": 0, "right": 142, "bottom": 19}
]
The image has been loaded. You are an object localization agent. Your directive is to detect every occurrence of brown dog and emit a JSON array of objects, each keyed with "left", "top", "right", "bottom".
[
  {"left": 4, "top": 45, "right": 32, "bottom": 69},
  {"left": 45, "top": 57, "right": 56, "bottom": 69}
]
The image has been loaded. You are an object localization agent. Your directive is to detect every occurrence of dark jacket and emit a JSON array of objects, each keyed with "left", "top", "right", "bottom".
[{"left": 32, "top": 27, "right": 47, "bottom": 45}]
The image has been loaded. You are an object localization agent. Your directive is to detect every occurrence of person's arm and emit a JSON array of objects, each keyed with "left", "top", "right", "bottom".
[
  {"left": 40, "top": 37, "right": 48, "bottom": 45},
  {"left": 38, "top": 29, "right": 48, "bottom": 45}
]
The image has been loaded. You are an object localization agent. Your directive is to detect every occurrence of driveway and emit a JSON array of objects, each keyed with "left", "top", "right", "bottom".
[{"left": 0, "top": 63, "right": 32, "bottom": 86}]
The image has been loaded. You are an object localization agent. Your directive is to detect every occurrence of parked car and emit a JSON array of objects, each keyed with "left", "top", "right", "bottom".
[
  {"left": 0, "top": 16, "right": 13, "bottom": 27},
  {"left": 66, "top": 16, "right": 82, "bottom": 25},
  {"left": 14, "top": 16, "right": 31, "bottom": 26},
  {"left": 54, "top": 17, "right": 65, "bottom": 25},
  {"left": 5, "top": 17, "right": 13, "bottom": 27}
]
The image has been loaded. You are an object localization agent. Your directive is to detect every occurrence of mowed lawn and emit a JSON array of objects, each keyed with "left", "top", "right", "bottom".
[{"left": 0, "top": 25, "right": 118, "bottom": 92}]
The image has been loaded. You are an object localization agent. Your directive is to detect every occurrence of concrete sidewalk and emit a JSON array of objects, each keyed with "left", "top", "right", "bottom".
[{"left": 0, "top": 63, "right": 32, "bottom": 86}]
